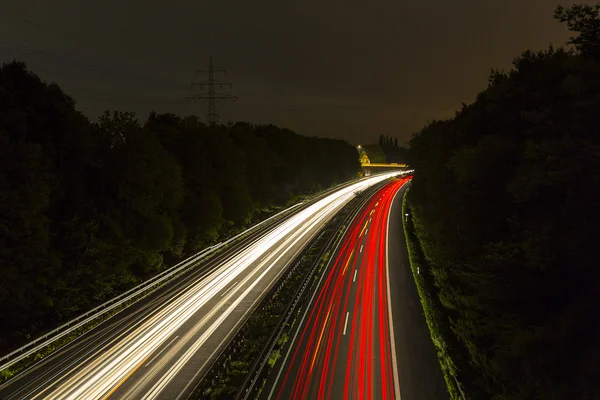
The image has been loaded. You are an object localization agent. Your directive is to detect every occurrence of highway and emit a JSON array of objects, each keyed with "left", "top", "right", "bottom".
[
  {"left": 0, "top": 173, "right": 398, "bottom": 400},
  {"left": 265, "top": 176, "right": 448, "bottom": 400}
]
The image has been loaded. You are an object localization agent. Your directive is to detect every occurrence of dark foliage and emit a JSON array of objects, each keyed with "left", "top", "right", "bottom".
[
  {"left": 407, "top": 4, "right": 600, "bottom": 399},
  {"left": 0, "top": 63, "right": 359, "bottom": 352},
  {"left": 374, "top": 134, "right": 408, "bottom": 163}
]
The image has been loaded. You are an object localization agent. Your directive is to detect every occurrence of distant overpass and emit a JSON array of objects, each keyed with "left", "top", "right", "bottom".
[
  {"left": 360, "top": 162, "right": 409, "bottom": 176},
  {"left": 361, "top": 163, "right": 408, "bottom": 168},
  {"left": 357, "top": 147, "right": 409, "bottom": 176}
]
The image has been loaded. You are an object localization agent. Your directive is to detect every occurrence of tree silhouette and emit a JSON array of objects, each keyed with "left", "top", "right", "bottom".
[
  {"left": 406, "top": 5, "right": 600, "bottom": 398},
  {"left": 555, "top": 3, "right": 600, "bottom": 59}
]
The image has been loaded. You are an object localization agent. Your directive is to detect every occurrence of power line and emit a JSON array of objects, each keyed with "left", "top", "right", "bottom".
[{"left": 185, "top": 56, "right": 237, "bottom": 125}]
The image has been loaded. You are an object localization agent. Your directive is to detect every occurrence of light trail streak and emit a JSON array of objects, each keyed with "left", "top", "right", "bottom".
[
  {"left": 21, "top": 173, "right": 399, "bottom": 400},
  {"left": 144, "top": 336, "right": 178, "bottom": 368},
  {"left": 220, "top": 281, "right": 238, "bottom": 297},
  {"left": 342, "top": 249, "right": 354, "bottom": 276}
]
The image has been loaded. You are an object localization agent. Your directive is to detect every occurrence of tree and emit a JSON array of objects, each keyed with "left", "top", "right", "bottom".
[
  {"left": 146, "top": 114, "right": 225, "bottom": 252},
  {"left": 228, "top": 122, "right": 274, "bottom": 207},
  {"left": 407, "top": 22, "right": 600, "bottom": 399},
  {"left": 555, "top": 3, "right": 600, "bottom": 59},
  {"left": 0, "top": 133, "right": 59, "bottom": 346},
  {"left": 0, "top": 61, "right": 94, "bottom": 345},
  {"left": 96, "top": 111, "right": 184, "bottom": 277}
]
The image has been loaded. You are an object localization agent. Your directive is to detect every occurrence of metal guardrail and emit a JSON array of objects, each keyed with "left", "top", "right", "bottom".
[
  {"left": 236, "top": 180, "right": 387, "bottom": 400},
  {"left": 0, "top": 202, "right": 304, "bottom": 373}
]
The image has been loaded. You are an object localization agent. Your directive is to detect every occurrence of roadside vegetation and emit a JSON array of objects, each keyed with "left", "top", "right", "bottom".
[
  {"left": 405, "top": 4, "right": 600, "bottom": 399},
  {"left": 403, "top": 189, "right": 470, "bottom": 400},
  {"left": 0, "top": 62, "right": 359, "bottom": 359}
]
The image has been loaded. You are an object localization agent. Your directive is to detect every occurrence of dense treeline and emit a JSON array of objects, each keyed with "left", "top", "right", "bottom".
[
  {"left": 378, "top": 134, "right": 408, "bottom": 164},
  {"left": 407, "top": 4, "right": 600, "bottom": 399},
  {"left": 0, "top": 62, "right": 359, "bottom": 352}
]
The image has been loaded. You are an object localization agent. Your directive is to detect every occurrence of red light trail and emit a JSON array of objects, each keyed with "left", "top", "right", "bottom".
[{"left": 270, "top": 176, "right": 411, "bottom": 400}]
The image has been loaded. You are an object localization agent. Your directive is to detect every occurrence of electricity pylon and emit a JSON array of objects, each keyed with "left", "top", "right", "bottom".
[{"left": 186, "top": 56, "right": 237, "bottom": 125}]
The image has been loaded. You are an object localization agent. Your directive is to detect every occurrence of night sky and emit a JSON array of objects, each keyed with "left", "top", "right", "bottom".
[{"left": 0, "top": 1, "right": 590, "bottom": 145}]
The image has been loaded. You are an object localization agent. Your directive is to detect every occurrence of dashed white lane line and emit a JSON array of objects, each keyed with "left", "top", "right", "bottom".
[{"left": 343, "top": 312, "right": 350, "bottom": 336}]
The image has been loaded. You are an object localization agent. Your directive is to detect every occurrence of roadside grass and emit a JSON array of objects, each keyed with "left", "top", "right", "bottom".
[{"left": 402, "top": 187, "right": 466, "bottom": 400}]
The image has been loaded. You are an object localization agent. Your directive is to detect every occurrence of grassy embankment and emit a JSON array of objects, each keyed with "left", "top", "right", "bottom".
[{"left": 402, "top": 187, "right": 467, "bottom": 400}]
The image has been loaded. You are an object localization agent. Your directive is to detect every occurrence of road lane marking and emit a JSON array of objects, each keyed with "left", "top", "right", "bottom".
[
  {"left": 360, "top": 244, "right": 363, "bottom": 253},
  {"left": 365, "top": 228, "right": 369, "bottom": 235},
  {"left": 343, "top": 312, "right": 350, "bottom": 335},
  {"left": 220, "top": 281, "right": 238, "bottom": 297},
  {"left": 353, "top": 269, "right": 358, "bottom": 282},
  {"left": 145, "top": 336, "right": 179, "bottom": 367}
]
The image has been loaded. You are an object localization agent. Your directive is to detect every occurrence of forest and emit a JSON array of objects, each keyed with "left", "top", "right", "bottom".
[
  {"left": 0, "top": 62, "right": 359, "bottom": 353},
  {"left": 406, "top": 4, "right": 600, "bottom": 399}
]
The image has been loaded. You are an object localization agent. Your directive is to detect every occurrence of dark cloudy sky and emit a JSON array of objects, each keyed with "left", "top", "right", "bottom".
[{"left": 0, "top": 0, "right": 591, "bottom": 145}]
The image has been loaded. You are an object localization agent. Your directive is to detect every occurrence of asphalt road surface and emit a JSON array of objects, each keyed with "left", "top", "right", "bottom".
[
  {"left": 0, "top": 173, "right": 398, "bottom": 400},
  {"left": 265, "top": 177, "right": 448, "bottom": 400}
]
